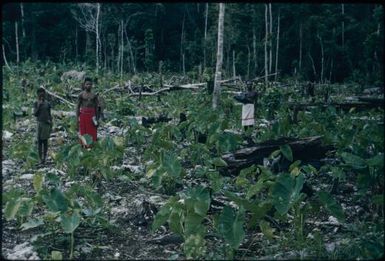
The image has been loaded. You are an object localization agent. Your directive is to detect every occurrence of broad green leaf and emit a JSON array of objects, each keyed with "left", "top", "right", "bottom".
[
  {"left": 271, "top": 173, "right": 304, "bottom": 215},
  {"left": 68, "top": 144, "right": 82, "bottom": 160},
  {"left": 211, "top": 157, "right": 228, "bottom": 167},
  {"left": 18, "top": 198, "right": 34, "bottom": 217},
  {"left": 163, "top": 153, "right": 182, "bottom": 178},
  {"left": 302, "top": 164, "right": 318, "bottom": 175},
  {"left": 289, "top": 160, "right": 301, "bottom": 172},
  {"left": 60, "top": 210, "right": 81, "bottom": 233},
  {"left": 224, "top": 191, "right": 256, "bottom": 212},
  {"left": 246, "top": 182, "right": 265, "bottom": 200},
  {"left": 169, "top": 208, "right": 184, "bottom": 235},
  {"left": 280, "top": 144, "right": 293, "bottom": 162},
  {"left": 184, "top": 212, "right": 204, "bottom": 235},
  {"left": 341, "top": 152, "right": 367, "bottom": 169},
  {"left": 317, "top": 191, "right": 345, "bottom": 222},
  {"left": 367, "top": 153, "right": 384, "bottom": 168},
  {"left": 185, "top": 186, "right": 211, "bottom": 217},
  {"left": 290, "top": 167, "right": 301, "bottom": 176},
  {"left": 51, "top": 251, "right": 63, "bottom": 260},
  {"left": 42, "top": 188, "right": 69, "bottom": 213},
  {"left": 235, "top": 176, "right": 249, "bottom": 188},
  {"left": 207, "top": 171, "right": 223, "bottom": 193},
  {"left": 217, "top": 206, "right": 245, "bottom": 250},
  {"left": 33, "top": 173, "right": 44, "bottom": 193},
  {"left": 4, "top": 198, "right": 22, "bottom": 220},
  {"left": 373, "top": 194, "right": 384, "bottom": 206},
  {"left": 20, "top": 218, "right": 44, "bottom": 230},
  {"left": 248, "top": 202, "right": 272, "bottom": 228},
  {"left": 152, "top": 202, "right": 173, "bottom": 232},
  {"left": 269, "top": 149, "right": 281, "bottom": 159},
  {"left": 259, "top": 220, "right": 275, "bottom": 240},
  {"left": 239, "top": 165, "right": 257, "bottom": 177}
]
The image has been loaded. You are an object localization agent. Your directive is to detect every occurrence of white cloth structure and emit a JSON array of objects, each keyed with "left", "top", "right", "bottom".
[{"left": 242, "top": 103, "right": 255, "bottom": 126}]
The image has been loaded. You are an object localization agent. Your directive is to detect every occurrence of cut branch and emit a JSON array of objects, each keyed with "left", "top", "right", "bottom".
[{"left": 41, "top": 87, "right": 75, "bottom": 107}]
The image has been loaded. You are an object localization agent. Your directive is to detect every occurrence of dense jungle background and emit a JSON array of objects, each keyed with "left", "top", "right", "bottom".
[{"left": 2, "top": 3, "right": 384, "bottom": 260}]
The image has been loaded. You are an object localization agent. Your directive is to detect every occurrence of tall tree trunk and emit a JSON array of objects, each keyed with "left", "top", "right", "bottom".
[
  {"left": 181, "top": 12, "right": 185, "bottom": 75},
  {"left": 110, "top": 35, "right": 115, "bottom": 73},
  {"left": 2, "top": 44, "right": 12, "bottom": 71},
  {"left": 226, "top": 44, "right": 230, "bottom": 77},
  {"left": 86, "top": 31, "right": 91, "bottom": 63},
  {"left": 318, "top": 34, "right": 324, "bottom": 83},
  {"left": 75, "top": 26, "right": 79, "bottom": 63},
  {"left": 341, "top": 4, "right": 345, "bottom": 48},
  {"left": 124, "top": 27, "right": 136, "bottom": 74},
  {"left": 232, "top": 50, "right": 236, "bottom": 79},
  {"left": 264, "top": 4, "right": 268, "bottom": 83},
  {"left": 204, "top": 3, "right": 208, "bottom": 70},
  {"left": 275, "top": 11, "right": 280, "bottom": 81},
  {"left": 212, "top": 3, "right": 225, "bottom": 110},
  {"left": 253, "top": 29, "right": 257, "bottom": 78},
  {"left": 308, "top": 52, "right": 317, "bottom": 81},
  {"left": 116, "top": 28, "right": 120, "bottom": 74},
  {"left": 182, "top": 53, "right": 185, "bottom": 76},
  {"left": 120, "top": 19, "right": 124, "bottom": 78},
  {"left": 247, "top": 45, "right": 251, "bottom": 79},
  {"left": 95, "top": 3, "right": 101, "bottom": 73},
  {"left": 329, "top": 59, "right": 333, "bottom": 82},
  {"left": 269, "top": 3, "right": 273, "bottom": 74},
  {"left": 15, "top": 21, "right": 20, "bottom": 64},
  {"left": 299, "top": 23, "right": 303, "bottom": 73},
  {"left": 31, "top": 22, "right": 37, "bottom": 61},
  {"left": 20, "top": 3, "right": 26, "bottom": 38},
  {"left": 103, "top": 34, "right": 107, "bottom": 71}
]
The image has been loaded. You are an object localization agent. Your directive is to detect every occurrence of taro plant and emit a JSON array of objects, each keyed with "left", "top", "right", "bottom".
[
  {"left": 340, "top": 151, "right": 384, "bottom": 195},
  {"left": 55, "top": 135, "right": 124, "bottom": 180},
  {"left": 3, "top": 170, "right": 106, "bottom": 259},
  {"left": 152, "top": 186, "right": 211, "bottom": 259},
  {"left": 215, "top": 205, "right": 246, "bottom": 259},
  {"left": 146, "top": 150, "right": 184, "bottom": 192}
]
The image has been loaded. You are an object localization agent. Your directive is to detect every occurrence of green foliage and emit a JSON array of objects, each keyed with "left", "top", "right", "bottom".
[
  {"left": 280, "top": 144, "right": 293, "bottom": 162},
  {"left": 152, "top": 186, "right": 211, "bottom": 259},
  {"left": 42, "top": 188, "right": 69, "bottom": 213},
  {"left": 60, "top": 210, "right": 81, "bottom": 233},
  {"left": 271, "top": 173, "right": 305, "bottom": 216},
  {"left": 217, "top": 206, "right": 246, "bottom": 250},
  {"left": 317, "top": 191, "right": 345, "bottom": 222}
]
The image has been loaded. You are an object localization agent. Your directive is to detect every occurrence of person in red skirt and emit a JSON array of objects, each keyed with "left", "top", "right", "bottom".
[{"left": 76, "top": 77, "right": 99, "bottom": 147}]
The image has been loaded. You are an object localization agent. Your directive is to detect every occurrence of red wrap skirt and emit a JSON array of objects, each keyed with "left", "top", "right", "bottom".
[{"left": 79, "top": 107, "right": 97, "bottom": 142}]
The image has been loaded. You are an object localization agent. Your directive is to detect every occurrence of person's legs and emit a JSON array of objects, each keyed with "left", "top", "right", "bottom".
[
  {"left": 38, "top": 139, "right": 43, "bottom": 163},
  {"left": 243, "top": 125, "right": 254, "bottom": 145},
  {"left": 42, "top": 139, "right": 48, "bottom": 163}
]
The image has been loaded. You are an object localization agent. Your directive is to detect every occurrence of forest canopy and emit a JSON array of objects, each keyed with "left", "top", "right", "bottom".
[{"left": 2, "top": 3, "right": 384, "bottom": 84}]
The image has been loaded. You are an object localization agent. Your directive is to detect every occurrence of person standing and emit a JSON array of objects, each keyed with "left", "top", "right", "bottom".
[
  {"left": 76, "top": 77, "right": 99, "bottom": 146},
  {"left": 34, "top": 87, "right": 52, "bottom": 164},
  {"left": 241, "top": 81, "right": 258, "bottom": 132}
]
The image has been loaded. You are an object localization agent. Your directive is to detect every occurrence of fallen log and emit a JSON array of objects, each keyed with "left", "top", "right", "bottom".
[
  {"left": 221, "top": 136, "right": 334, "bottom": 176},
  {"left": 51, "top": 110, "right": 76, "bottom": 117},
  {"left": 357, "top": 96, "right": 384, "bottom": 106},
  {"left": 142, "top": 115, "right": 172, "bottom": 127},
  {"left": 129, "top": 85, "right": 201, "bottom": 97},
  {"left": 41, "top": 86, "right": 75, "bottom": 107},
  {"left": 148, "top": 234, "right": 183, "bottom": 245},
  {"left": 363, "top": 87, "right": 383, "bottom": 95}
]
